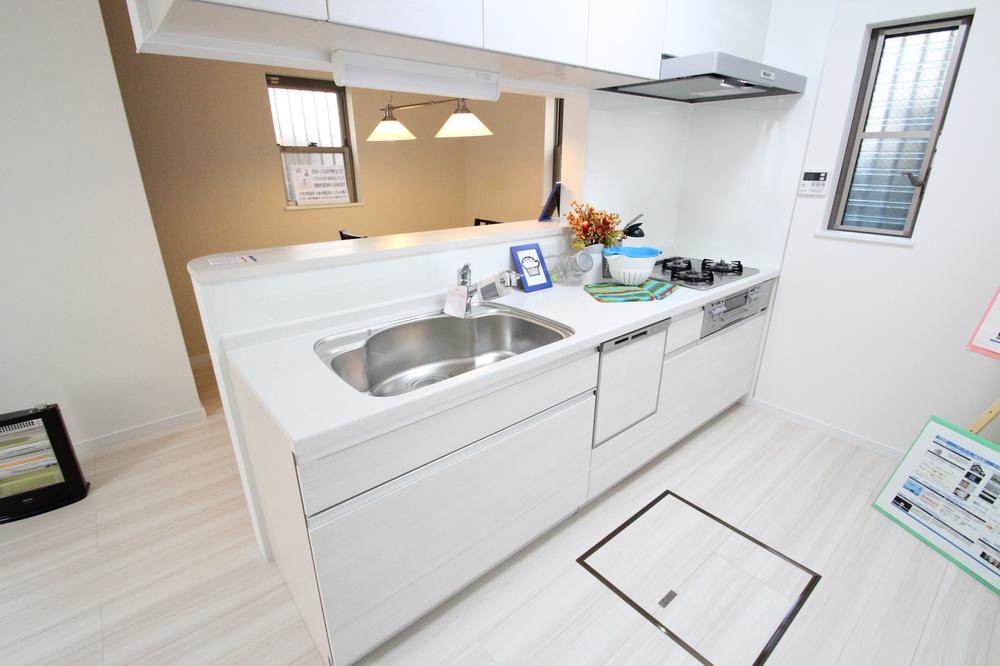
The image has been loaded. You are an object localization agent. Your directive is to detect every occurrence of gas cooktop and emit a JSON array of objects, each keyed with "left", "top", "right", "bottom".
[{"left": 657, "top": 257, "right": 760, "bottom": 291}]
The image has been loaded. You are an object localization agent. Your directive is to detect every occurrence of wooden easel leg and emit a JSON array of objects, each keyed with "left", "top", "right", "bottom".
[{"left": 971, "top": 396, "right": 1000, "bottom": 435}]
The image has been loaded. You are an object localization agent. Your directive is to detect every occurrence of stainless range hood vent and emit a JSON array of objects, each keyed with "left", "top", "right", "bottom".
[{"left": 605, "top": 52, "right": 806, "bottom": 103}]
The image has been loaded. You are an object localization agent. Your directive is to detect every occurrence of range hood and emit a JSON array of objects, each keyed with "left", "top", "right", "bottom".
[{"left": 604, "top": 52, "right": 806, "bottom": 103}]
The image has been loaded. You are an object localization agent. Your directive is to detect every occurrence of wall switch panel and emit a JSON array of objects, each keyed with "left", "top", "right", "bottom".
[{"left": 799, "top": 171, "right": 829, "bottom": 196}]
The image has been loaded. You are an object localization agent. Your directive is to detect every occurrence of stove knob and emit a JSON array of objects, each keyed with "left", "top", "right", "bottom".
[{"left": 710, "top": 305, "right": 725, "bottom": 316}]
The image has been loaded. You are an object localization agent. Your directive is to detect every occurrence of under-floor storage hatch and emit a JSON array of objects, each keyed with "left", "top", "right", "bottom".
[{"left": 579, "top": 492, "right": 819, "bottom": 666}]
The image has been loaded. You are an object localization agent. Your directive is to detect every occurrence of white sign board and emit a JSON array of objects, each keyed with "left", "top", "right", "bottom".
[
  {"left": 290, "top": 163, "right": 350, "bottom": 205},
  {"left": 968, "top": 286, "right": 1000, "bottom": 361},
  {"left": 874, "top": 416, "right": 1000, "bottom": 594}
]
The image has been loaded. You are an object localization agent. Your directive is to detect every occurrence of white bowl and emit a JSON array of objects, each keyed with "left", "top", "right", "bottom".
[
  {"left": 605, "top": 254, "right": 656, "bottom": 285},
  {"left": 609, "top": 266, "right": 652, "bottom": 286}
]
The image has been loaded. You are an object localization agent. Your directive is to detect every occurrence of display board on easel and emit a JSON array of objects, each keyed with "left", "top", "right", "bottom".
[
  {"left": 874, "top": 417, "right": 1000, "bottom": 595},
  {"left": 873, "top": 285, "right": 1000, "bottom": 594}
]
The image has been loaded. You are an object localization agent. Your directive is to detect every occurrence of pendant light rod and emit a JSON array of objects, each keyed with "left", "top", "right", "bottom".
[{"left": 381, "top": 97, "right": 462, "bottom": 113}]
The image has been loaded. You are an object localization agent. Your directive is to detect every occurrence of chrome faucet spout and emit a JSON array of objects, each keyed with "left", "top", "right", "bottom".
[{"left": 457, "top": 263, "right": 476, "bottom": 316}]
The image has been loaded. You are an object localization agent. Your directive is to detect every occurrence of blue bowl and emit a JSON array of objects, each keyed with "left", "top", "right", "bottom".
[{"left": 603, "top": 246, "right": 662, "bottom": 258}]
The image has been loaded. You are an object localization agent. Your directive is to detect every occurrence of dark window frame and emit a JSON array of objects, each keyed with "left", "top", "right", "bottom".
[
  {"left": 265, "top": 74, "right": 359, "bottom": 206},
  {"left": 829, "top": 16, "right": 971, "bottom": 238}
]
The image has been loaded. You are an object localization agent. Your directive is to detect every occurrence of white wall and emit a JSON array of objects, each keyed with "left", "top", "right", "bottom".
[
  {"left": 672, "top": 0, "right": 837, "bottom": 266},
  {"left": 461, "top": 93, "right": 548, "bottom": 225},
  {"left": 0, "top": 0, "right": 203, "bottom": 446},
  {"left": 582, "top": 91, "right": 690, "bottom": 252},
  {"left": 582, "top": 0, "right": 835, "bottom": 266},
  {"left": 755, "top": 0, "right": 1000, "bottom": 450}
]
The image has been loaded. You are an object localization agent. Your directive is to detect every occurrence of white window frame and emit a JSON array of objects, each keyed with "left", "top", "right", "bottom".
[{"left": 829, "top": 16, "right": 971, "bottom": 238}]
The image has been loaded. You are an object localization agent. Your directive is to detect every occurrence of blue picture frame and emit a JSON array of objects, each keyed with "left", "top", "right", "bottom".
[{"left": 510, "top": 243, "right": 553, "bottom": 292}]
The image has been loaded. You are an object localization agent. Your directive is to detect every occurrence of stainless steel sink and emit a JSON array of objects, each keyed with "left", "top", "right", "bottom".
[{"left": 315, "top": 304, "right": 574, "bottom": 397}]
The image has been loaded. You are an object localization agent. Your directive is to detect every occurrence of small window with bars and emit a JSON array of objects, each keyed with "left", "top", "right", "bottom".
[
  {"left": 829, "top": 16, "right": 970, "bottom": 237},
  {"left": 266, "top": 74, "right": 358, "bottom": 207}
]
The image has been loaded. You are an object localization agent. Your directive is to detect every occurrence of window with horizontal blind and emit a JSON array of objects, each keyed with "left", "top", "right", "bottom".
[
  {"left": 266, "top": 74, "right": 359, "bottom": 207},
  {"left": 829, "top": 16, "right": 971, "bottom": 237}
]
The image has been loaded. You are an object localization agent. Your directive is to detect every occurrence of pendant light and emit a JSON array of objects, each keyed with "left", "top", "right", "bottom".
[
  {"left": 366, "top": 107, "right": 415, "bottom": 142},
  {"left": 435, "top": 99, "right": 493, "bottom": 138},
  {"left": 366, "top": 97, "right": 492, "bottom": 141}
]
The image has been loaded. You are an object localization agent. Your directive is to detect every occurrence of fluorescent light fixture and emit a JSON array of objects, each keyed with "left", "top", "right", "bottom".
[
  {"left": 367, "top": 108, "right": 415, "bottom": 142},
  {"left": 435, "top": 99, "right": 493, "bottom": 138},
  {"left": 330, "top": 51, "right": 500, "bottom": 101}
]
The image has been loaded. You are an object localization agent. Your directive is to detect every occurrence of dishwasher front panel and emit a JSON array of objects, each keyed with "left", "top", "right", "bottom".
[{"left": 593, "top": 320, "right": 669, "bottom": 447}]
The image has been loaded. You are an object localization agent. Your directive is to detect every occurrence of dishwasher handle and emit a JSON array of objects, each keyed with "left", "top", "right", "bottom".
[{"left": 600, "top": 319, "right": 670, "bottom": 354}]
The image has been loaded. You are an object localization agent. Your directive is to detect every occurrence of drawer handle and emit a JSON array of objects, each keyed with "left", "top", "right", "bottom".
[
  {"left": 603, "top": 320, "right": 670, "bottom": 354},
  {"left": 658, "top": 590, "right": 678, "bottom": 608},
  {"left": 614, "top": 330, "right": 649, "bottom": 346}
]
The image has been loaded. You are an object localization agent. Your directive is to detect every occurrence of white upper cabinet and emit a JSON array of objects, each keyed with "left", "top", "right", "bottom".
[
  {"left": 202, "top": 0, "right": 328, "bottom": 21},
  {"left": 662, "top": 0, "right": 770, "bottom": 61},
  {"left": 586, "top": 0, "right": 667, "bottom": 79},
  {"left": 483, "top": 0, "right": 589, "bottom": 67},
  {"left": 328, "top": 0, "right": 484, "bottom": 47},
  {"left": 129, "top": 0, "right": 683, "bottom": 86}
]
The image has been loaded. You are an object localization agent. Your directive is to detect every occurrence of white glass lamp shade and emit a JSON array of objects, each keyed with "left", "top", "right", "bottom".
[
  {"left": 367, "top": 108, "right": 416, "bottom": 141},
  {"left": 435, "top": 99, "right": 493, "bottom": 138}
]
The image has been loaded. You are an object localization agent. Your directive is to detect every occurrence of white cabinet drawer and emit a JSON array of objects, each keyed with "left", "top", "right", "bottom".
[
  {"left": 658, "top": 313, "right": 765, "bottom": 430},
  {"left": 665, "top": 309, "right": 702, "bottom": 354},
  {"left": 297, "top": 353, "right": 598, "bottom": 515},
  {"left": 328, "top": 0, "right": 483, "bottom": 47},
  {"left": 309, "top": 392, "right": 595, "bottom": 664}
]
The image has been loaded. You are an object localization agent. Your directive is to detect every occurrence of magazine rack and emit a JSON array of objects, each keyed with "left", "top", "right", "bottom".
[{"left": 0, "top": 404, "right": 89, "bottom": 523}]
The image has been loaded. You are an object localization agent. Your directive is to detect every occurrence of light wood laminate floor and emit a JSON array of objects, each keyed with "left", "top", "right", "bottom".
[{"left": 2, "top": 367, "right": 997, "bottom": 665}]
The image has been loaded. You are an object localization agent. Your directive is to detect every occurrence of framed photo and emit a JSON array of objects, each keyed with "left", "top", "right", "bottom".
[
  {"left": 538, "top": 180, "right": 561, "bottom": 221},
  {"left": 510, "top": 243, "right": 552, "bottom": 292}
]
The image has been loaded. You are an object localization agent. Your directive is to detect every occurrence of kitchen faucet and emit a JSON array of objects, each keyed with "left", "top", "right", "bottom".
[{"left": 457, "top": 263, "right": 476, "bottom": 317}]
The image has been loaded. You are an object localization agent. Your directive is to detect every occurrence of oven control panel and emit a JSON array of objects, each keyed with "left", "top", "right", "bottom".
[{"left": 701, "top": 279, "right": 775, "bottom": 338}]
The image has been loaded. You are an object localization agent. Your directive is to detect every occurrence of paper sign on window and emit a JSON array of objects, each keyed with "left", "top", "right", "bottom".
[{"left": 290, "top": 164, "right": 350, "bottom": 205}]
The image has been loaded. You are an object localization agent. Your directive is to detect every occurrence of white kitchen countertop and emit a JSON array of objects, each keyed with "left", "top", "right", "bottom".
[
  {"left": 188, "top": 220, "right": 567, "bottom": 284},
  {"left": 226, "top": 267, "right": 779, "bottom": 464}
]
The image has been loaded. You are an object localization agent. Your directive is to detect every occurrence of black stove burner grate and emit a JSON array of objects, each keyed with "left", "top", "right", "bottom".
[
  {"left": 658, "top": 257, "right": 755, "bottom": 289},
  {"left": 703, "top": 259, "right": 744, "bottom": 275},
  {"left": 661, "top": 257, "right": 692, "bottom": 272},
  {"left": 670, "top": 268, "right": 714, "bottom": 284}
]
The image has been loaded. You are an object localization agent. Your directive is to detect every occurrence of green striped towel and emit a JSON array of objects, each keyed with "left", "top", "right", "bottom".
[{"left": 584, "top": 279, "right": 679, "bottom": 302}]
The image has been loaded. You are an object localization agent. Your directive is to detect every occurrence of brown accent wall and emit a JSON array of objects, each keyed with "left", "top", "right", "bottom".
[{"left": 100, "top": 0, "right": 545, "bottom": 357}]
